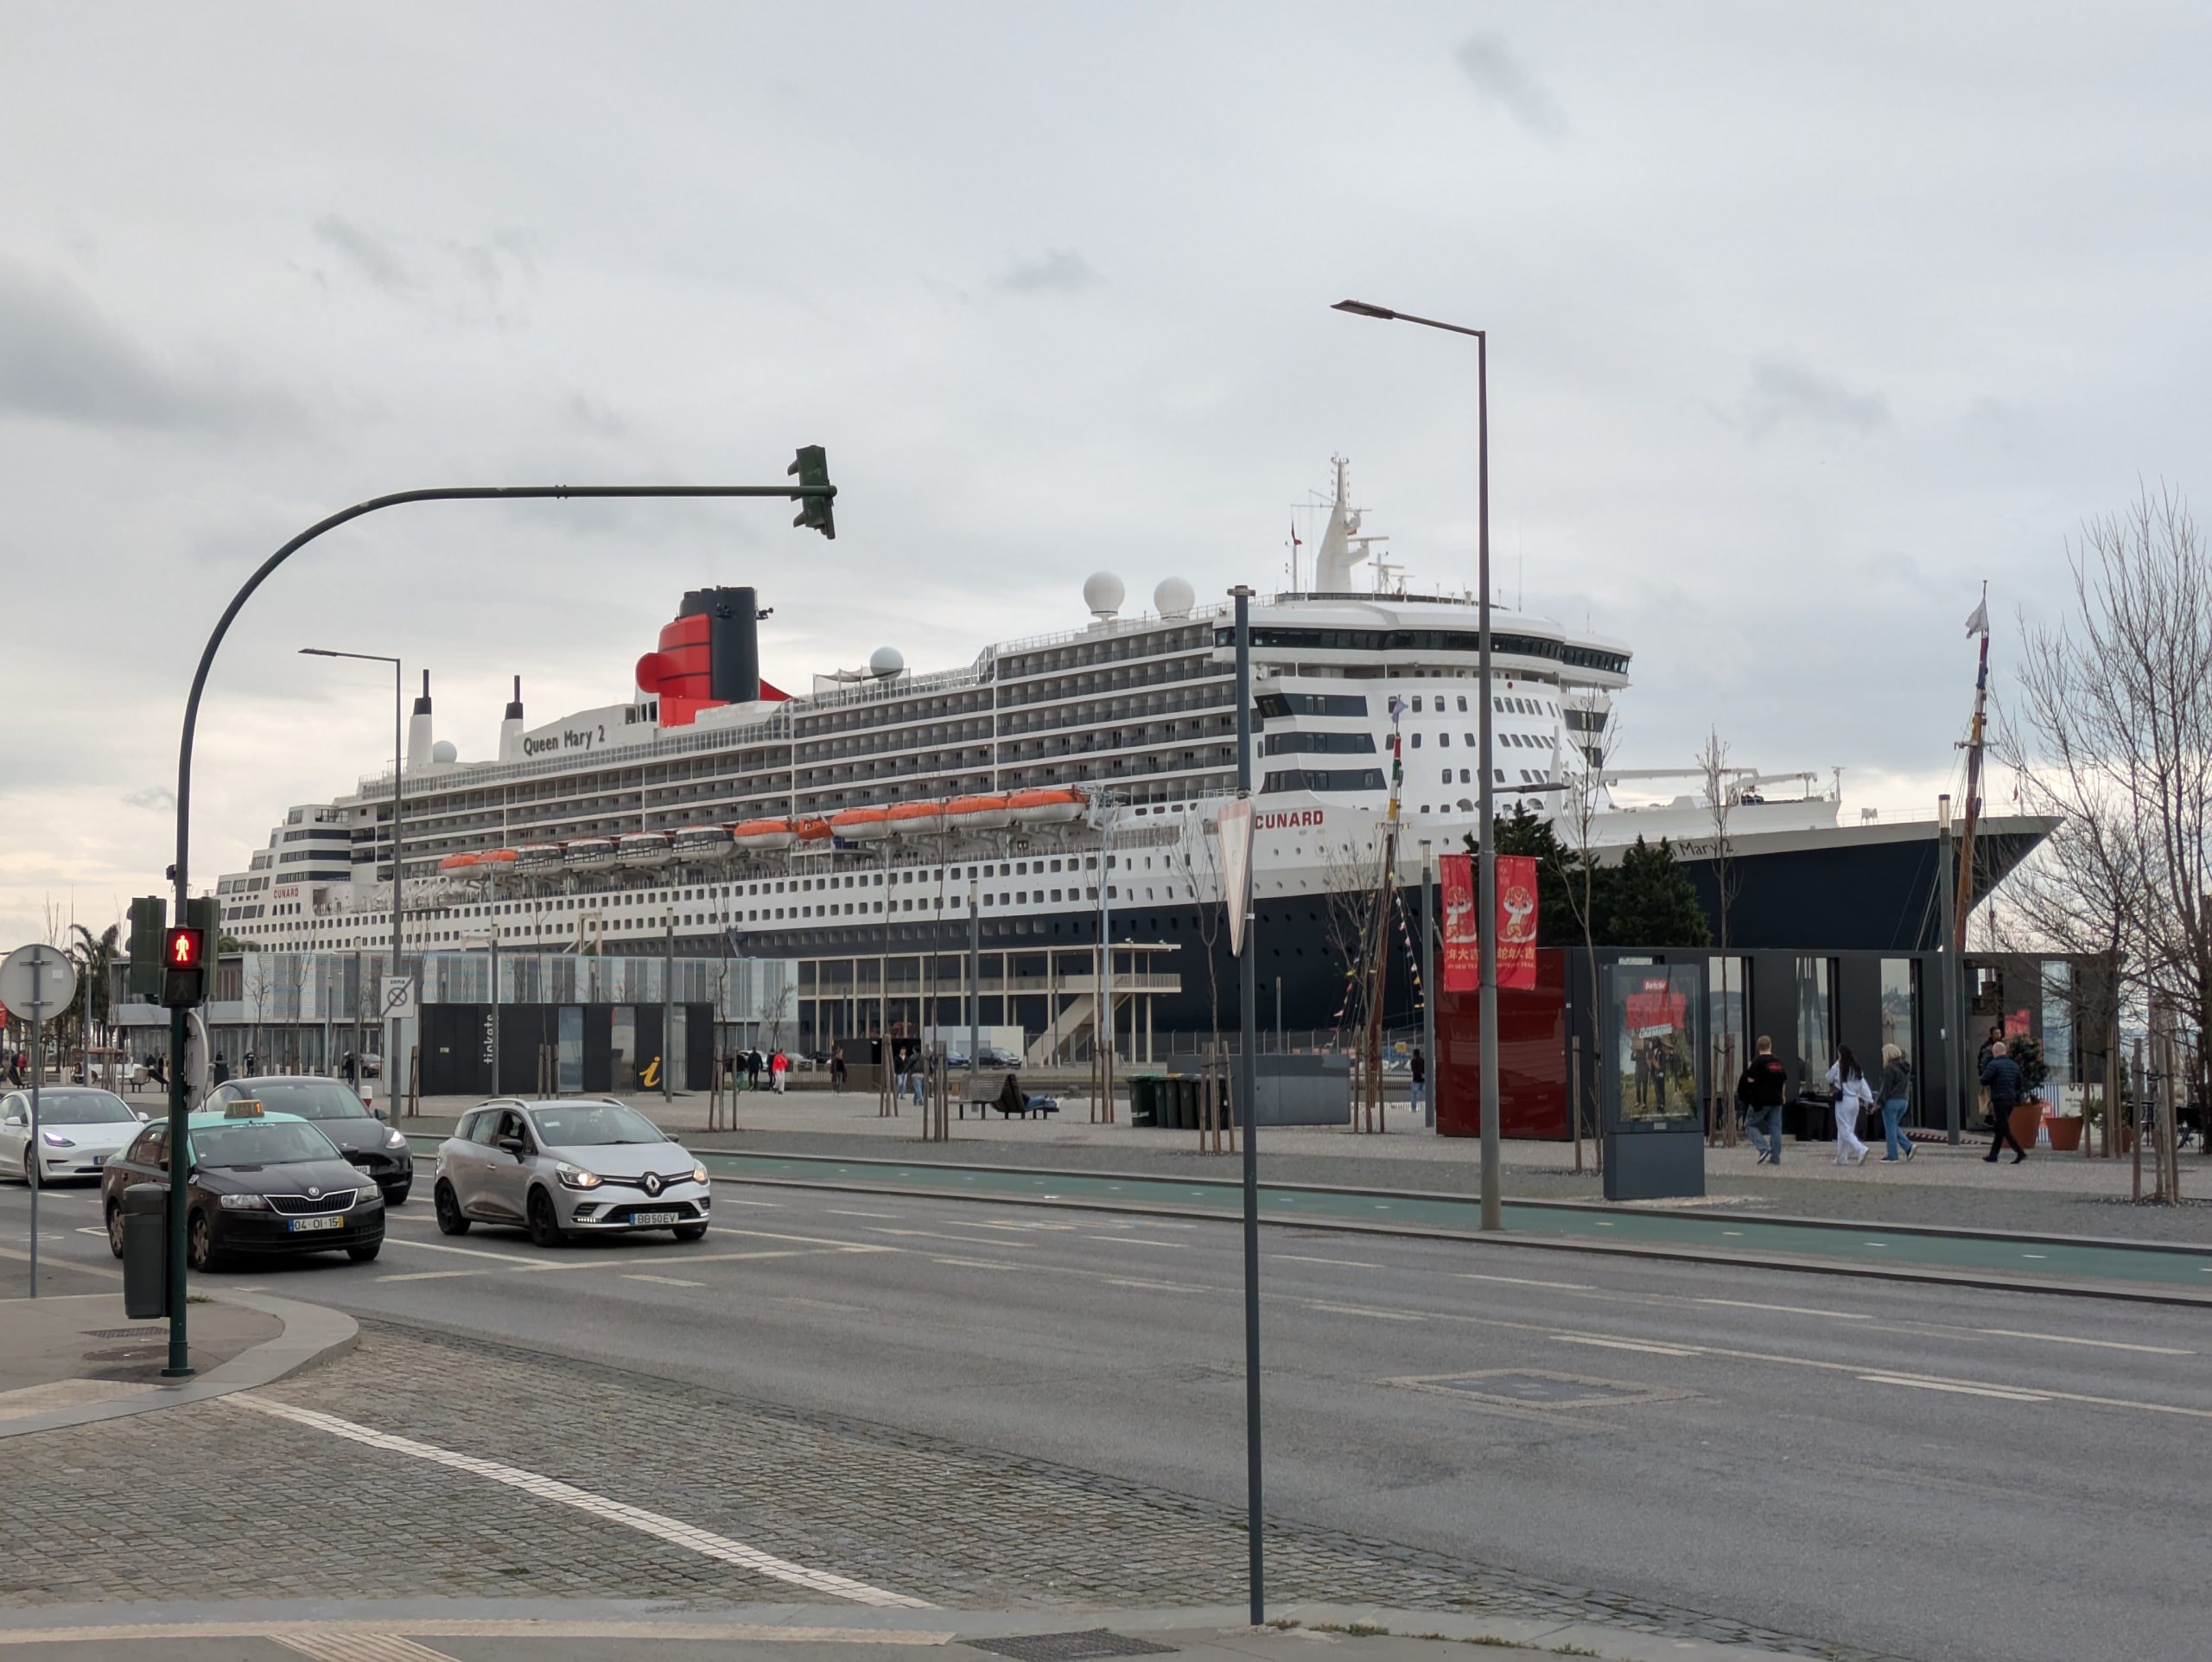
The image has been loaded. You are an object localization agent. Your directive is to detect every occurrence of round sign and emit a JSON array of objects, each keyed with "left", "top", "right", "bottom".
[{"left": 0, "top": 944, "right": 77, "bottom": 1020}]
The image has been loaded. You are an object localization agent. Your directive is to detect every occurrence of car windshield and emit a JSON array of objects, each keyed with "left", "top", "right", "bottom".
[
  {"left": 524, "top": 1104, "right": 666, "bottom": 1148},
  {"left": 234, "top": 1080, "right": 368, "bottom": 1121},
  {"left": 25, "top": 1091, "right": 137, "bottom": 1126},
  {"left": 190, "top": 1121, "right": 340, "bottom": 1168}
]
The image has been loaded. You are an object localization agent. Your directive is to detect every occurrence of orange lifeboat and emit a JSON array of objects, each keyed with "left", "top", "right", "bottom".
[
  {"left": 944, "top": 793, "right": 1013, "bottom": 831},
  {"left": 887, "top": 799, "right": 946, "bottom": 837},
  {"left": 732, "top": 818, "right": 798, "bottom": 852},
  {"left": 794, "top": 818, "right": 834, "bottom": 843},
  {"left": 436, "top": 852, "right": 482, "bottom": 875},
  {"left": 1008, "top": 787, "right": 1085, "bottom": 825},
  {"left": 829, "top": 806, "right": 892, "bottom": 842},
  {"left": 476, "top": 848, "right": 520, "bottom": 879}
]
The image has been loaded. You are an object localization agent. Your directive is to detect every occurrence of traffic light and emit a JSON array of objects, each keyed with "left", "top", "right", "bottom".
[
  {"left": 789, "top": 444, "right": 836, "bottom": 539},
  {"left": 126, "top": 895, "right": 168, "bottom": 997},
  {"left": 162, "top": 926, "right": 207, "bottom": 1009}
]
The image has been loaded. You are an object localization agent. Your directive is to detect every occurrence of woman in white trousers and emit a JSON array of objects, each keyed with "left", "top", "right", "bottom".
[{"left": 1826, "top": 1046, "right": 1874, "bottom": 1165}]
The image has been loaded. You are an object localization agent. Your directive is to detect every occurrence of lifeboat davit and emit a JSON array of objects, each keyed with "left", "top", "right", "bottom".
[
  {"left": 516, "top": 844, "right": 565, "bottom": 877},
  {"left": 1008, "top": 787, "right": 1085, "bottom": 825},
  {"left": 732, "top": 818, "right": 798, "bottom": 852},
  {"left": 944, "top": 793, "right": 1013, "bottom": 831},
  {"left": 887, "top": 799, "right": 946, "bottom": 837},
  {"left": 616, "top": 831, "right": 675, "bottom": 868},
  {"left": 564, "top": 837, "right": 617, "bottom": 872},
  {"left": 829, "top": 806, "right": 892, "bottom": 842},
  {"left": 795, "top": 818, "right": 834, "bottom": 844},
  {"left": 674, "top": 824, "right": 734, "bottom": 862}
]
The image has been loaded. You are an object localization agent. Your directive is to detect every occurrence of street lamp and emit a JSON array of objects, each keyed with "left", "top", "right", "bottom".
[
  {"left": 300, "top": 648, "right": 404, "bottom": 1114},
  {"left": 1331, "top": 297, "right": 1501, "bottom": 1230}
]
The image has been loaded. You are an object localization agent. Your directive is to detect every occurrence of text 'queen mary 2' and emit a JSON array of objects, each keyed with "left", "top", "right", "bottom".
[{"left": 217, "top": 461, "right": 2050, "bottom": 1039}]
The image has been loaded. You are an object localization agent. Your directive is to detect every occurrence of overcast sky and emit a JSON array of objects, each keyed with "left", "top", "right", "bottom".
[{"left": 3, "top": 0, "right": 2208, "bottom": 949}]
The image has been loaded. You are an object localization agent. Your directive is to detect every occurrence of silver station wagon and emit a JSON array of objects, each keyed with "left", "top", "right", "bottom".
[{"left": 432, "top": 1098, "right": 711, "bottom": 1247}]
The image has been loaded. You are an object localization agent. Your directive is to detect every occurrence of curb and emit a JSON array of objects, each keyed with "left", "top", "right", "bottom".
[
  {"left": 0, "top": 1291, "right": 358, "bottom": 1440},
  {"left": 703, "top": 1168, "right": 2212, "bottom": 1311}
]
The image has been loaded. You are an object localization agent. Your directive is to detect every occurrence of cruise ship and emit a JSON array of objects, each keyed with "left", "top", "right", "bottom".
[{"left": 214, "top": 463, "right": 2050, "bottom": 1039}]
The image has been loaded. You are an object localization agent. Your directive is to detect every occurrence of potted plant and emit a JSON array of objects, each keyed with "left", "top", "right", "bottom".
[{"left": 2007, "top": 1034, "right": 2051, "bottom": 1149}]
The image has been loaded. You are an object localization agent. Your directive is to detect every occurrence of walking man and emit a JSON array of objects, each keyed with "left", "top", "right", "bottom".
[
  {"left": 830, "top": 1046, "right": 848, "bottom": 1090},
  {"left": 1735, "top": 1035, "right": 1790, "bottom": 1164},
  {"left": 1408, "top": 1047, "right": 1426, "bottom": 1117},
  {"left": 1981, "top": 1039, "right": 2029, "bottom": 1163}
]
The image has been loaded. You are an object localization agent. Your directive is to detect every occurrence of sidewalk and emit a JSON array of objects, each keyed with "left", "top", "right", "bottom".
[
  {"left": 401, "top": 1089, "right": 2212, "bottom": 1245},
  {"left": 0, "top": 1289, "right": 355, "bottom": 1436}
]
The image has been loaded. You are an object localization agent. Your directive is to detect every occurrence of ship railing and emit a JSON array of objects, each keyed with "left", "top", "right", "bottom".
[
  {"left": 352, "top": 705, "right": 796, "bottom": 798},
  {"left": 792, "top": 662, "right": 991, "bottom": 715},
  {"left": 990, "top": 603, "right": 1231, "bottom": 661}
]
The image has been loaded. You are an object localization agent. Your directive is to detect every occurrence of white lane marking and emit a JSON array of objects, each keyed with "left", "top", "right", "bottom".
[
  {"left": 226, "top": 1396, "right": 930, "bottom": 1608},
  {"left": 1081, "top": 1234, "right": 1187, "bottom": 1250},
  {"left": 1697, "top": 1298, "right": 1872, "bottom": 1321},
  {"left": 1863, "top": 1241, "right": 1888, "bottom": 1248},
  {"left": 2022, "top": 1253, "right": 2049, "bottom": 1260},
  {"left": 1720, "top": 1230, "right": 1745, "bottom": 1237},
  {"left": 871, "top": 1227, "right": 1020, "bottom": 1248},
  {"left": 374, "top": 1270, "right": 484, "bottom": 1283},
  {"left": 714, "top": 1198, "right": 784, "bottom": 1208},
  {"left": 1103, "top": 1277, "right": 1201, "bottom": 1293},
  {"left": 1859, "top": 1374, "right": 2050, "bottom": 1403},
  {"left": 1554, "top": 1335, "right": 1699, "bottom": 1358},
  {"left": 1459, "top": 1272, "right": 1594, "bottom": 1291},
  {"left": 274, "top": 1633, "right": 460, "bottom": 1661},
  {"left": 379, "top": 1237, "right": 535, "bottom": 1264},
  {"left": 823, "top": 1209, "right": 900, "bottom": 1219},
  {"left": 1974, "top": 1328, "right": 2196, "bottom": 1356},
  {"left": 623, "top": 1274, "right": 705, "bottom": 1288},
  {"left": 0, "top": 1618, "right": 952, "bottom": 1646},
  {"left": 931, "top": 1256, "right": 1020, "bottom": 1270},
  {"left": 75, "top": 1227, "right": 107, "bottom": 1239},
  {"left": 1274, "top": 1255, "right": 1383, "bottom": 1269},
  {"left": 1306, "top": 1300, "right": 1424, "bottom": 1321}
]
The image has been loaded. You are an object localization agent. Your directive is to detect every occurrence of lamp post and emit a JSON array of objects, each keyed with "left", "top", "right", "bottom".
[
  {"left": 1332, "top": 299, "right": 1500, "bottom": 1228},
  {"left": 300, "top": 648, "right": 403, "bottom": 1114}
]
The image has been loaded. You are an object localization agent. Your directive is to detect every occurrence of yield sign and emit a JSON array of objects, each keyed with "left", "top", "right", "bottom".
[{"left": 1217, "top": 797, "right": 1255, "bottom": 958}]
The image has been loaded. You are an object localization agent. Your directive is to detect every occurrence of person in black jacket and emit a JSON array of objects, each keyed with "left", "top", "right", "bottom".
[
  {"left": 1735, "top": 1035, "right": 1791, "bottom": 1164},
  {"left": 1981, "top": 1043, "right": 2029, "bottom": 1163},
  {"left": 1408, "top": 1047, "right": 1427, "bottom": 1116}
]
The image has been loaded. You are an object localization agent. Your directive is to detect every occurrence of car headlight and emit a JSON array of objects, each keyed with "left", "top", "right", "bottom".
[
  {"left": 555, "top": 1162, "right": 601, "bottom": 1190},
  {"left": 691, "top": 1164, "right": 709, "bottom": 1186},
  {"left": 385, "top": 1130, "right": 408, "bottom": 1149},
  {"left": 217, "top": 1192, "right": 270, "bottom": 1211},
  {"left": 351, "top": 1188, "right": 383, "bottom": 1207},
  {"left": 40, "top": 1131, "right": 75, "bottom": 1148}
]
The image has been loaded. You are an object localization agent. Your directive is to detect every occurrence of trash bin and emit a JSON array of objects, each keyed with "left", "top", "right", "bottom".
[
  {"left": 1168, "top": 1074, "right": 1200, "bottom": 1130},
  {"left": 122, "top": 1182, "right": 168, "bottom": 1320},
  {"left": 1128, "top": 1075, "right": 1162, "bottom": 1128}
]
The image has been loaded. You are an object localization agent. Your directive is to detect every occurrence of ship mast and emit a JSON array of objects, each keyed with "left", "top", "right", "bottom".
[{"left": 1953, "top": 582, "right": 1991, "bottom": 951}]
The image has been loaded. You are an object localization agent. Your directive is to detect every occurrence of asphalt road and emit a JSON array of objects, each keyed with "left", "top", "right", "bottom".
[{"left": 5, "top": 1169, "right": 2208, "bottom": 1662}]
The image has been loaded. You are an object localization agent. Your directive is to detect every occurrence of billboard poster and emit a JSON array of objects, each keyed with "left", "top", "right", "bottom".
[
  {"left": 1439, "top": 852, "right": 1478, "bottom": 992},
  {"left": 1497, "top": 854, "right": 1538, "bottom": 991}
]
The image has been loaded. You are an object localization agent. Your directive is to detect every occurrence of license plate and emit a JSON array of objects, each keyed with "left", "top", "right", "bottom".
[
  {"left": 630, "top": 1210, "right": 680, "bottom": 1226},
  {"left": 289, "top": 1214, "right": 345, "bottom": 1232}
]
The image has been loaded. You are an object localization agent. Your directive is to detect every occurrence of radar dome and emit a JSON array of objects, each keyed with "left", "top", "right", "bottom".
[
  {"left": 868, "top": 646, "right": 906, "bottom": 678},
  {"left": 1084, "top": 570, "right": 1126, "bottom": 621},
  {"left": 430, "top": 739, "right": 458, "bottom": 765},
  {"left": 1154, "top": 576, "right": 1195, "bottom": 619}
]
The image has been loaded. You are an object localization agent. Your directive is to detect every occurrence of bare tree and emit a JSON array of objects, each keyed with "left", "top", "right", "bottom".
[
  {"left": 1168, "top": 807, "right": 1227, "bottom": 1067},
  {"left": 1694, "top": 729, "right": 1744, "bottom": 1144},
  {"left": 1319, "top": 833, "right": 1380, "bottom": 1053},
  {"left": 2004, "top": 485, "right": 2212, "bottom": 1195}
]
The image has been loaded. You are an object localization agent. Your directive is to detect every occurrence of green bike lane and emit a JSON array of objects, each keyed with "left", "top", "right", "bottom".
[{"left": 687, "top": 1149, "right": 2212, "bottom": 1300}]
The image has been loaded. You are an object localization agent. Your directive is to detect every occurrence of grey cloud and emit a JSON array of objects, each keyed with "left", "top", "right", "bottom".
[
  {"left": 996, "top": 248, "right": 1103, "bottom": 296},
  {"left": 1734, "top": 353, "right": 1891, "bottom": 437},
  {"left": 312, "top": 214, "right": 418, "bottom": 295},
  {"left": 0, "top": 261, "right": 293, "bottom": 434},
  {"left": 1454, "top": 34, "right": 1567, "bottom": 140},
  {"left": 122, "top": 786, "right": 175, "bottom": 812}
]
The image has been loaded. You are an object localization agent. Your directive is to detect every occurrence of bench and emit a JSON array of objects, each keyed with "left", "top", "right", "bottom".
[{"left": 962, "top": 1070, "right": 1058, "bottom": 1119}]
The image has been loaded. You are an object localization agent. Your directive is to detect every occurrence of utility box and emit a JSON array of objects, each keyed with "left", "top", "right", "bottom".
[{"left": 121, "top": 1183, "right": 168, "bottom": 1319}]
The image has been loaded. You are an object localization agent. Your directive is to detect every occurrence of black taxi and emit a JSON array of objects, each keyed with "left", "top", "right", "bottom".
[{"left": 100, "top": 1100, "right": 385, "bottom": 1270}]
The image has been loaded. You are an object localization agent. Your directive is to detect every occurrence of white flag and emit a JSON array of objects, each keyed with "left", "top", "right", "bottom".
[
  {"left": 1217, "top": 798, "right": 1255, "bottom": 958},
  {"left": 1964, "top": 597, "right": 1989, "bottom": 637}
]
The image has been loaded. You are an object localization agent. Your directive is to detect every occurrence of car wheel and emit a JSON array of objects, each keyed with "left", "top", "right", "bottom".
[
  {"left": 186, "top": 1210, "right": 222, "bottom": 1272},
  {"left": 526, "top": 1187, "right": 568, "bottom": 1249},
  {"left": 346, "top": 1240, "right": 381, "bottom": 1263},
  {"left": 433, "top": 1180, "right": 469, "bottom": 1235},
  {"left": 672, "top": 1222, "right": 708, "bottom": 1242},
  {"left": 19, "top": 1149, "right": 31, "bottom": 1184},
  {"left": 105, "top": 1200, "right": 125, "bottom": 1260},
  {"left": 384, "top": 1184, "right": 410, "bottom": 1207}
]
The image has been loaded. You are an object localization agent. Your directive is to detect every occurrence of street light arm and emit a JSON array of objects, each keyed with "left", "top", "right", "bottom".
[{"left": 1332, "top": 298, "right": 1484, "bottom": 341}]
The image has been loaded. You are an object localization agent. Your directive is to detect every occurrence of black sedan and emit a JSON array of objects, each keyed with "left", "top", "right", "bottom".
[
  {"left": 205, "top": 1076, "right": 413, "bottom": 1203},
  {"left": 101, "top": 1106, "right": 384, "bottom": 1270}
]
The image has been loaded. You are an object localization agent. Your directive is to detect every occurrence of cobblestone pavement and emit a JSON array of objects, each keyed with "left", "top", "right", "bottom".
[{"left": 0, "top": 1323, "right": 1909, "bottom": 1661}]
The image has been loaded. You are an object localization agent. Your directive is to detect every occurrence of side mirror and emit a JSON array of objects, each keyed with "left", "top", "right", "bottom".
[
  {"left": 372, "top": 1109, "right": 386, "bottom": 1122},
  {"left": 495, "top": 1137, "right": 526, "bottom": 1157}
]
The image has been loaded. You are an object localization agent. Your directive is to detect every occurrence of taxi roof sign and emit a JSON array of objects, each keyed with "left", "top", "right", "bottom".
[{"left": 223, "top": 1099, "right": 265, "bottom": 1118}]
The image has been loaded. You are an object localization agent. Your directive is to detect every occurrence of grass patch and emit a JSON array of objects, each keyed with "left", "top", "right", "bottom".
[{"left": 1309, "top": 1624, "right": 1393, "bottom": 1639}]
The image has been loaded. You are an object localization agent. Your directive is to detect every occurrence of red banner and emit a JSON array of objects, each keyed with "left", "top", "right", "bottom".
[
  {"left": 1439, "top": 853, "right": 1478, "bottom": 993},
  {"left": 1497, "top": 854, "right": 1538, "bottom": 991}
]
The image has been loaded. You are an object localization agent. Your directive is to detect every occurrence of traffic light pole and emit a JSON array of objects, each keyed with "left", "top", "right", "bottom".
[{"left": 166, "top": 474, "right": 836, "bottom": 1378}]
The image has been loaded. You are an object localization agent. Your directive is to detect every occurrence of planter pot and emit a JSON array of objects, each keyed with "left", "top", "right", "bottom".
[
  {"left": 2047, "top": 1114, "right": 2085, "bottom": 1153},
  {"left": 2009, "top": 1103, "right": 2045, "bottom": 1149}
]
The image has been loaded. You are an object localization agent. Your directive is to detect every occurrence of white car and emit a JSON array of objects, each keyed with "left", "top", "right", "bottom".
[
  {"left": 432, "top": 1098, "right": 710, "bottom": 1247},
  {"left": 0, "top": 1086, "right": 148, "bottom": 1183}
]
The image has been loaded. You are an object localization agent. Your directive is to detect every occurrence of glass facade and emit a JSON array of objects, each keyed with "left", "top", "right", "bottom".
[
  {"left": 2042, "top": 960, "right": 2074, "bottom": 1084},
  {"left": 1879, "top": 958, "right": 1916, "bottom": 1104},
  {"left": 1795, "top": 957, "right": 1835, "bottom": 1090},
  {"left": 1707, "top": 956, "right": 1749, "bottom": 1118}
]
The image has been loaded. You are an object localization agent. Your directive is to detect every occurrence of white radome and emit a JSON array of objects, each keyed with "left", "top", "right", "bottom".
[
  {"left": 868, "top": 646, "right": 906, "bottom": 678},
  {"left": 1084, "top": 571, "right": 1126, "bottom": 620},
  {"left": 1154, "top": 576, "right": 1195, "bottom": 618},
  {"left": 430, "top": 740, "right": 458, "bottom": 764}
]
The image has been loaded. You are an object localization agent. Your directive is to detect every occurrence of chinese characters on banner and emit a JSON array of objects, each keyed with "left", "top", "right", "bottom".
[
  {"left": 1437, "top": 852, "right": 1540, "bottom": 993},
  {"left": 1496, "top": 853, "right": 1538, "bottom": 990},
  {"left": 1439, "top": 853, "right": 1478, "bottom": 992}
]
